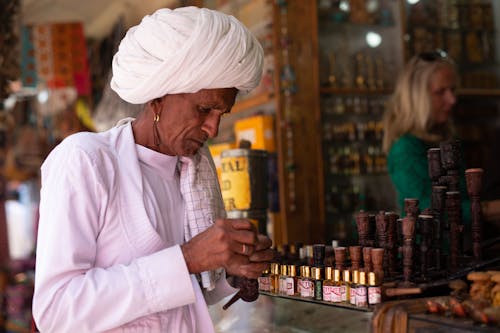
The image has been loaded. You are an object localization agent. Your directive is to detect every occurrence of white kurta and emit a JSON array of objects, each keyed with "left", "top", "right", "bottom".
[{"left": 33, "top": 121, "right": 236, "bottom": 332}]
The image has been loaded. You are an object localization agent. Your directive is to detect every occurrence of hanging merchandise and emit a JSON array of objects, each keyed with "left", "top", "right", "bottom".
[
  {"left": 31, "top": 22, "right": 91, "bottom": 96},
  {"left": 0, "top": 0, "right": 21, "bottom": 100},
  {"left": 20, "top": 26, "right": 37, "bottom": 88}
]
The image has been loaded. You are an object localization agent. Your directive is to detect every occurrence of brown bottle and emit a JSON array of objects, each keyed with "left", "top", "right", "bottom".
[
  {"left": 331, "top": 269, "right": 342, "bottom": 303},
  {"left": 341, "top": 270, "right": 351, "bottom": 303},
  {"left": 270, "top": 263, "right": 279, "bottom": 294},
  {"left": 350, "top": 270, "right": 359, "bottom": 305}
]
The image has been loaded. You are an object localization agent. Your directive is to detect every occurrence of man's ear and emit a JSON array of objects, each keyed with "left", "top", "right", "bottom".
[{"left": 149, "top": 97, "right": 164, "bottom": 114}]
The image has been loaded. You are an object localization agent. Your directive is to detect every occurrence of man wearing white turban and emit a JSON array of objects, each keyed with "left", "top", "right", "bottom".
[{"left": 33, "top": 6, "right": 273, "bottom": 332}]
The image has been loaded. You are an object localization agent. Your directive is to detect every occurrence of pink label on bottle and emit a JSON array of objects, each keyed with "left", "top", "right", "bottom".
[
  {"left": 331, "top": 286, "right": 342, "bottom": 303},
  {"left": 300, "top": 280, "right": 314, "bottom": 297},
  {"left": 350, "top": 287, "right": 357, "bottom": 305},
  {"left": 340, "top": 285, "right": 347, "bottom": 301},
  {"left": 258, "top": 276, "right": 271, "bottom": 291},
  {"left": 368, "top": 286, "right": 381, "bottom": 304},
  {"left": 323, "top": 285, "right": 332, "bottom": 301},
  {"left": 356, "top": 287, "right": 367, "bottom": 307},
  {"left": 286, "top": 277, "right": 295, "bottom": 296}
]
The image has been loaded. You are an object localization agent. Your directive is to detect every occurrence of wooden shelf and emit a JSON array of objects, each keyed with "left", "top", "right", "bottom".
[
  {"left": 320, "top": 87, "right": 393, "bottom": 95},
  {"left": 232, "top": 92, "right": 275, "bottom": 114},
  {"left": 259, "top": 291, "right": 373, "bottom": 312},
  {"left": 457, "top": 88, "right": 500, "bottom": 97},
  {"left": 321, "top": 87, "right": 500, "bottom": 97}
]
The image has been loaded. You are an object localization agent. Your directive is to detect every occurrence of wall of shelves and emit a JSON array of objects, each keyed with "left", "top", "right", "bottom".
[
  {"left": 200, "top": 0, "right": 500, "bottom": 246},
  {"left": 317, "top": 1, "right": 402, "bottom": 244}
]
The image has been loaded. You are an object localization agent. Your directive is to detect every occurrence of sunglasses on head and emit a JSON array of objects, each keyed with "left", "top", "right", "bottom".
[{"left": 418, "top": 49, "right": 448, "bottom": 62}]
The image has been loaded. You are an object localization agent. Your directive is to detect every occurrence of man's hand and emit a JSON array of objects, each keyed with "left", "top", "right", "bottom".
[{"left": 181, "top": 218, "right": 274, "bottom": 279}]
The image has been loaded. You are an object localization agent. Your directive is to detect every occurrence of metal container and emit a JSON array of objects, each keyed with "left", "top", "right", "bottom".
[{"left": 220, "top": 148, "right": 268, "bottom": 211}]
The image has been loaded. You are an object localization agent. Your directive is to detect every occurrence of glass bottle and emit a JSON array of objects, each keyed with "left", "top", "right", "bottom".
[
  {"left": 286, "top": 265, "right": 298, "bottom": 296},
  {"left": 356, "top": 271, "right": 368, "bottom": 307},
  {"left": 368, "top": 271, "right": 382, "bottom": 305},
  {"left": 331, "top": 269, "right": 342, "bottom": 303},
  {"left": 341, "top": 269, "right": 351, "bottom": 303},
  {"left": 312, "top": 267, "right": 323, "bottom": 301},
  {"left": 299, "top": 266, "right": 314, "bottom": 298},
  {"left": 270, "top": 263, "right": 279, "bottom": 294},
  {"left": 279, "top": 264, "right": 288, "bottom": 295},
  {"left": 322, "top": 267, "right": 334, "bottom": 302},
  {"left": 350, "top": 270, "right": 359, "bottom": 305},
  {"left": 297, "top": 266, "right": 304, "bottom": 296},
  {"left": 258, "top": 268, "right": 271, "bottom": 292},
  {"left": 313, "top": 244, "right": 326, "bottom": 267}
]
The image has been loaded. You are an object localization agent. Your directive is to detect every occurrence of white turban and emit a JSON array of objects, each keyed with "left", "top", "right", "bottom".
[{"left": 110, "top": 6, "right": 264, "bottom": 104}]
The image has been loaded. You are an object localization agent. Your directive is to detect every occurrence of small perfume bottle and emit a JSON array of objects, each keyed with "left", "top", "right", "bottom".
[
  {"left": 270, "top": 263, "right": 279, "bottom": 294},
  {"left": 341, "top": 270, "right": 351, "bottom": 303},
  {"left": 297, "top": 266, "right": 304, "bottom": 295},
  {"left": 299, "top": 266, "right": 314, "bottom": 298},
  {"left": 350, "top": 270, "right": 359, "bottom": 305},
  {"left": 279, "top": 264, "right": 288, "bottom": 295},
  {"left": 368, "top": 272, "right": 382, "bottom": 305},
  {"left": 331, "top": 269, "right": 342, "bottom": 303},
  {"left": 286, "top": 265, "right": 298, "bottom": 296},
  {"left": 322, "top": 267, "right": 334, "bottom": 302},
  {"left": 258, "top": 268, "right": 271, "bottom": 292},
  {"left": 312, "top": 267, "right": 323, "bottom": 301},
  {"left": 356, "top": 271, "right": 368, "bottom": 307}
]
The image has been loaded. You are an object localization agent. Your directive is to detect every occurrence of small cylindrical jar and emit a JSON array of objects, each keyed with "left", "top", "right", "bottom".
[
  {"left": 350, "top": 270, "right": 359, "bottom": 305},
  {"left": 331, "top": 269, "right": 342, "bottom": 303},
  {"left": 341, "top": 270, "right": 351, "bottom": 303},
  {"left": 299, "top": 266, "right": 314, "bottom": 298},
  {"left": 356, "top": 271, "right": 368, "bottom": 307},
  {"left": 322, "top": 267, "right": 334, "bottom": 302},
  {"left": 258, "top": 268, "right": 271, "bottom": 292},
  {"left": 279, "top": 264, "right": 288, "bottom": 295},
  {"left": 270, "top": 263, "right": 280, "bottom": 294},
  {"left": 286, "top": 265, "right": 298, "bottom": 296},
  {"left": 368, "top": 272, "right": 382, "bottom": 305},
  {"left": 312, "top": 267, "right": 323, "bottom": 301}
]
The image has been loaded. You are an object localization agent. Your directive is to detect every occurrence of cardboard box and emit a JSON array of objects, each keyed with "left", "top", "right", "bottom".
[{"left": 234, "top": 115, "right": 276, "bottom": 152}]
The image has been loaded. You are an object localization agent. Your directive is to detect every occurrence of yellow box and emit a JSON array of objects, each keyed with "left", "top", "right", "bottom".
[
  {"left": 234, "top": 115, "right": 276, "bottom": 152},
  {"left": 208, "top": 142, "right": 235, "bottom": 183}
]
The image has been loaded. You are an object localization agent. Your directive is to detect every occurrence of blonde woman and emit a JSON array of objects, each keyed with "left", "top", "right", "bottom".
[{"left": 382, "top": 50, "right": 471, "bottom": 222}]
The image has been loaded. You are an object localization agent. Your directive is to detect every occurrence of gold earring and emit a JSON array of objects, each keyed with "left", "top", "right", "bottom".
[{"left": 153, "top": 112, "right": 161, "bottom": 149}]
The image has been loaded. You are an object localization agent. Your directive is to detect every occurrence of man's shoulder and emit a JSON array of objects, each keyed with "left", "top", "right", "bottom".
[
  {"left": 57, "top": 130, "right": 112, "bottom": 154},
  {"left": 44, "top": 127, "right": 122, "bottom": 168}
]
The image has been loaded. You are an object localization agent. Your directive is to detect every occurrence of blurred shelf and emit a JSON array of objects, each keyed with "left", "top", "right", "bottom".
[
  {"left": 457, "top": 88, "right": 500, "bottom": 96},
  {"left": 320, "top": 87, "right": 393, "bottom": 95},
  {"left": 232, "top": 92, "right": 275, "bottom": 114},
  {"left": 321, "top": 88, "right": 500, "bottom": 97}
]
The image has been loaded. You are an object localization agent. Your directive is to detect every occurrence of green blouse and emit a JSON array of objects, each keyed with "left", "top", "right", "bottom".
[{"left": 387, "top": 134, "right": 471, "bottom": 223}]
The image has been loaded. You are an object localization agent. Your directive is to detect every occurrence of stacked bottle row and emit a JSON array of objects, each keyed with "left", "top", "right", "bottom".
[
  {"left": 257, "top": 264, "right": 382, "bottom": 308},
  {"left": 259, "top": 243, "right": 389, "bottom": 308},
  {"left": 326, "top": 145, "right": 386, "bottom": 175}
]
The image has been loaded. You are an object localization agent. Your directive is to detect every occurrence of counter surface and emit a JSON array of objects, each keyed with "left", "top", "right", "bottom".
[{"left": 209, "top": 293, "right": 371, "bottom": 333}]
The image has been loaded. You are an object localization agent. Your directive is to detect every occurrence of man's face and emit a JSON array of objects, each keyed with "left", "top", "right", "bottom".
[{"left": 157, "top": 88, "right": 238, "bottom": 156}]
